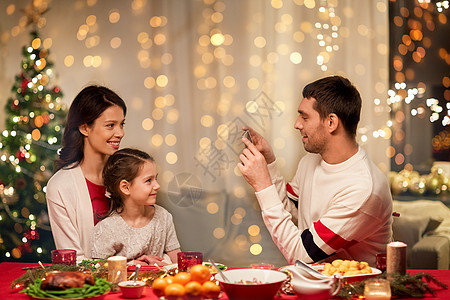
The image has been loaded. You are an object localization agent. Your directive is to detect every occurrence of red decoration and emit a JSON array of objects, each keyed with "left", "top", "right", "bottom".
[
  {"left": 53, "top": 87, "right": 60, "bottom": 93},
  {"left": 12, "top": 99, "right": 20, "bottom": 110},
  {"left": 24, "top": 229, "right": 40, "bottom": 240},
  {"left": 16, "top": 150, "right": 26, "bottom": 161},
  {"left": 15, "top": 177, "right": 27, "bottom": 189},
  {"left": 20, "top": 73, "right": 30, "bottom": 95},
  {"left": 18, "top": 242, "right": 33, "bottom": 253}
]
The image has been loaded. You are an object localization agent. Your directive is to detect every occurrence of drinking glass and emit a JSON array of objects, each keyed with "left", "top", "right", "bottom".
[
  {"left": 177, "top": 251, "right": 203, "bottom": 271},
  {"left": 376, "top": 253, "right": 387, "bottom": 272}
]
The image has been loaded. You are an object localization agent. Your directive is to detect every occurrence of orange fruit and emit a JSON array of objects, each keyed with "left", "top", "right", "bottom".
[
  {"left": 185, "top": 280, "right": 203, "bottom": 296},
  {"left": 165, "top": 283, "right": 186, "bottom": 296},
  {"left": 190, "top": 264, "right": 211, "bottom": 284},
  {"left": 173, "top": 272, "right": 191, "bottom": 286},
  {"left": 164, "top": 275, "right": 175, "bottom": 285},
  {"left": 202, "top": 280, "right": 221, "bottom": 298},
  {"left": 151, "top": 277, "right": 169, "bottom": 297}
]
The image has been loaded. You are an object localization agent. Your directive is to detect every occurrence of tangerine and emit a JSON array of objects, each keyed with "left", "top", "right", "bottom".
[
  {"left": 202, "top": 280, "right": 221, "bottom": 298},
  {"left": 185, "top": 280, "right": 203, "bottom": 296},
  {"left": 164, "top": 275, "right": 175, "bottom": 285},
  {"left": 165, "top": 283, "right": 186, "bottom": 296},
  {"left": 151, "top": 277, "right": 169, "bottom": 297},
  {"left": 173, "top": 271, "right": 192, "bottom": 286},
  {"left": 190, "top": 264, "right": 211, "bottom": 283}
]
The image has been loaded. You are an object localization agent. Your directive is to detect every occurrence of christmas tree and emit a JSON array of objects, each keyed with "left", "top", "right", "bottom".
[{"left": 0, "top": 30, "right": 67, "bottom": 262}]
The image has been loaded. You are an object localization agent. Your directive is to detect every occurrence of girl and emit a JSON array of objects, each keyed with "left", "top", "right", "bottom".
[
  {"left": 91, "top": 148, "right": 181, "bottom": 266},
  {"left": 46, "top": 85, "right": 127, "bottom": 262}
]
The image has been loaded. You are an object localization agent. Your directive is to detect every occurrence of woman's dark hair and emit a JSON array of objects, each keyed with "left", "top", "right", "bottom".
[
  {"left": 302, "top": 75, "right": 361, "bottom": 137},
  {"left": 57, "top": 85, "right": 127, "bottom": 170},
  {"left": 102, "top": 148, "right": 155, "bottom": 217}
]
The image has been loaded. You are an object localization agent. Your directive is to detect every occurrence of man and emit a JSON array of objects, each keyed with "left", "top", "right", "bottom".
[{"left": 238, "top": 75, "right": 392, "bottom": 265}]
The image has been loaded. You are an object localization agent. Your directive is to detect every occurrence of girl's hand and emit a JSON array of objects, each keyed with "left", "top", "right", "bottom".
[
  {"left": 242, "top": 126, "right": 276, "bottom": 164},
  {"left": 134, "top": 254, "right": 168, "bottom": 266}
]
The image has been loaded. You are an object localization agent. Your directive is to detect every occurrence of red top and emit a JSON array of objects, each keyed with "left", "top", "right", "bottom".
[{"left": 85, "top": 178, "right": 108, "bottom": 225}]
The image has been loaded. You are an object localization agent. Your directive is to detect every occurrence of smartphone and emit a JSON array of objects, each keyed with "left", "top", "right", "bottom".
[{"left": 241, "top": 130, "right": 253, "bottom": 144}]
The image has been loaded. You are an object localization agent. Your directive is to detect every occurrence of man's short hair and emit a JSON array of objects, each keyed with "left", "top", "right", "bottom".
[{"left": 302, "top": 75, "right": 362, "bottom": 137}]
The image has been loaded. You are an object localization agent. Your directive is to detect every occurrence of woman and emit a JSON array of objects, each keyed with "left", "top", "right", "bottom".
[{"left": 46, "top": 85, "right": 127, "bottom": 262}]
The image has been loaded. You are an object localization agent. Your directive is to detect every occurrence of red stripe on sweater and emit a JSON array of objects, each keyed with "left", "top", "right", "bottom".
[
  {"left": 313, "top": 220, "right": 352, "bottom": 250},
  {"left": 286, "top": 183, "right": 298, "bottom": 198}
]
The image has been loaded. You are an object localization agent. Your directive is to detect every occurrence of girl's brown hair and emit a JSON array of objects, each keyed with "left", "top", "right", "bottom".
[{"left": 102, "top": 148, "right": 154, "bottom": 218}]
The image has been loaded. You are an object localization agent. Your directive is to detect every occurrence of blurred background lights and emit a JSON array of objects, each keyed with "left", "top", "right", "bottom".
[
  {"left": 206, "top": 202, "right": 219, "bottom": 214},
  {"left": 166, "top": 152, "right": 177, "bottom": 164},
  {"left": 211, "top": 33, "right": 225, "bottom": 46},
  {"left": 213, "top": 228, "right": 225, "bottom": 239},
  {"left": 109, "top": 10, "right": 120, "bottom": 23},
  {"left": 142, "top": 118, "right": 154, "bottom": 130},
  {"left": 250, "top": 243, "right": 262, "bottom": 255}
]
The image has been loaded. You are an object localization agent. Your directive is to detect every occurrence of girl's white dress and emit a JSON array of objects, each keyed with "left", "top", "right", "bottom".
[{"left": 91, "top": 204, "right": 180, "bottom": 262}]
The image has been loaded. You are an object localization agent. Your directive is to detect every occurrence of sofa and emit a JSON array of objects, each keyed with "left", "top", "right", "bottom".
[{"left": 392, "top": 199, "right": 450, "bottom": 269}]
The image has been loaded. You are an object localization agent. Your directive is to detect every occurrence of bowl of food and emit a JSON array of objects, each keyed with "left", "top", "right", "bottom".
[
  {"left": 214, "top": 269, "right": 288, "bottom": 300},
  {"left": 118, "top": 280, "right": 146, "bottom": 299}
]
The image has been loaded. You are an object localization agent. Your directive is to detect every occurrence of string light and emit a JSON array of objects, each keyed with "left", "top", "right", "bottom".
[
  {"left": 436, "top": 1, "right": 449, "bottom": 12},
  {"left": 313, "top": 0, "right": 340, "bottom": 71}
]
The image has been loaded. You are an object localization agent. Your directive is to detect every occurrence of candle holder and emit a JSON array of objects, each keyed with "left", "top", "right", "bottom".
[
  {"left": 51, "top": 249, "right": 76, "bottom": 265},
  {"left": 177, "top": 251, "right": 203, "bottom": 271},
  {"left": 107, "top": 256, "right": 127, "bottom": 283},
  {"left": 364, "top": 278, "right": 391, "bottom": 300},
  {"left": 251, "top": 263, "right": 274, "bottom": 270}
]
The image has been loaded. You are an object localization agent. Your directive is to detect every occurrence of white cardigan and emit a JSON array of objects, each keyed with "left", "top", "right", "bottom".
[{"left": 46, "top": 165, "right": 94, "bottom": 263}]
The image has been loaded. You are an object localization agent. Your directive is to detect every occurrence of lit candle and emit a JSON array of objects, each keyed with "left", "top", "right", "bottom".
[
  {"left": 364, "top": 278, "right": 391, "bottom": 300},
  {"left": 107, "top": 256, "right": 127, "bottom": 283},
  {"left": 386, "top": 241, "right": 407, "bottom": 275}
]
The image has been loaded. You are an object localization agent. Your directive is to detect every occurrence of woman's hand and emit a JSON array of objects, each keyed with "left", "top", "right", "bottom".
[
  {"left": 134, "top": 254, "right": 168, "bottom": 266},
  {"left": 242, "top": 126, "right": 276, "bottom": 164}
]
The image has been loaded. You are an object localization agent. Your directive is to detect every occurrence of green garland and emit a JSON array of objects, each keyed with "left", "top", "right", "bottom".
[
  {"left": 11, "top": 260, "right": 108, "bottom": 289},
  {"left": 337, "top": 272, "right": 448, "bottom": 299}
]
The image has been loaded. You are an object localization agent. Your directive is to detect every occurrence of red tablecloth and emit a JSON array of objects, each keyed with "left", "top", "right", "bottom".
[{"left": 1, "top": 262, "right": 449, "bottom": 299}]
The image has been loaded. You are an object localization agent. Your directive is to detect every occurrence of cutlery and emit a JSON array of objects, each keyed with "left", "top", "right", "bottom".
[
  {"left": 209, "top": 259, "right": 230, "bottom": 283},
  {"left": 295, "top": 260, "right": 325, "bottom": 277},
  {"left": 134, "top": 264, "right": 141, "bottom": 285}
]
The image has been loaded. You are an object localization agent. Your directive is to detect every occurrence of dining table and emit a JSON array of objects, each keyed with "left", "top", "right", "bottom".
[{"left": 1, "top": 262, "right": 449, "bottom": 299}]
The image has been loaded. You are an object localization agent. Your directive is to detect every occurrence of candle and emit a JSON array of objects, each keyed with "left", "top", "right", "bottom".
[
  {"left": 107, "top": 256, "right": 127, "bottom": 283},
  {"left": 51, "top": 249, "right": 76, "bottom": 265},
  {"left": 364, "top": 278, "right": 391, "bottom": 300},
  {"left": 386, "top": 241, "right": 407, "bottom": 275}
]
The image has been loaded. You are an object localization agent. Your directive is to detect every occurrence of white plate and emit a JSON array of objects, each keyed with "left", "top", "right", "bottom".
[
  {"left": 310, "top": 264, "right": 382, "bottom": 279},
  {"left": 162, "top": 263, "right": 178, "bottom": 271},
  {"left": 279, "top": 264, "right": 381, "bottom": 282}
]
